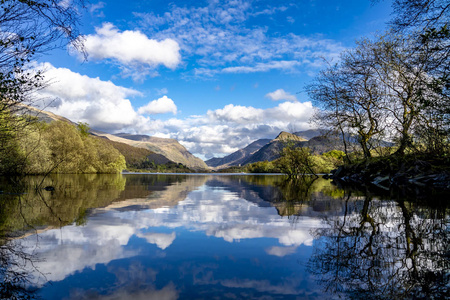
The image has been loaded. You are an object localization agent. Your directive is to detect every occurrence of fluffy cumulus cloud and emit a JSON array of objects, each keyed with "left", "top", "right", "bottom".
[
  {"left": 33, "top": 63, "right": 180, "bottom": 131},
  {"left": 265, "top": 89, "right": 298, "bottom": 101},
  {"left": 82, "top": 23, "right": 181, "bottom": 80},
  {"left": 207, "top": 104, "right": 263, "bottom": 123},
  {"left": 138, "top": 96, "right": 177, "bottom": 115},
  {"left": 34, "top": 62, "right": 142, "bottom": 131},
  {"left": 135, "top": 1, "right": 345, "bottom": 77}
]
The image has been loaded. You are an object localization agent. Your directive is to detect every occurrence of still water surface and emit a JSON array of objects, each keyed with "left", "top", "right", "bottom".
[{"left": 0, "top": 174, "right": 448, "bottom": 299}]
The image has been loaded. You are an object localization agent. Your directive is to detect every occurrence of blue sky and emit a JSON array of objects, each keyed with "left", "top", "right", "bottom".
[{"left": 35, "top": 0, "right": 393, "bottom": 159}]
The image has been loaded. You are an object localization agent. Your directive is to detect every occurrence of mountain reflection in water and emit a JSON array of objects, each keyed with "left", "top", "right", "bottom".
[{"left": 0, "top": 174, "right": 448, "bottom": 299}]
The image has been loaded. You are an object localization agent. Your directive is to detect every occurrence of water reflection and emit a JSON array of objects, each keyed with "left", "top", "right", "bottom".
[
  {"left": 0, "top": 174, "right": 448, "bottom": 299},
  {"left": 308, "top": 192, "right": 449, "bottom": 299}
]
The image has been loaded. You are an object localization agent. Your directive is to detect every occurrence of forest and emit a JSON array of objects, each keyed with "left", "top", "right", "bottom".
[
  {"left": 307, "top": 0, "right": 449, "bottom": 164},
  {"left": 0, "top": 118, "right": 126, "bottom": 174}
]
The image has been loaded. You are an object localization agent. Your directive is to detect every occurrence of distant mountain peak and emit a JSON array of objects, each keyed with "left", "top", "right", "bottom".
[
  {"left": 205, "top": 138, "right": 271, "bottom": 169},
  {"left": 274, "top": 131, "right": 307, "bottom": 142}
]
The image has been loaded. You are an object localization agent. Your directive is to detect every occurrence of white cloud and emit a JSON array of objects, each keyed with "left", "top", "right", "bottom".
[
  {"left": 136, "top": 232, "right": 176, "bottom": 249},
  {"left": 34, "top": 62, "right": 144, "bottom": 131},
  {"left": 81, "top": 23, "right": 181, "bottom": 80},
  {"left": 138, "top": 96, "right": 177, "bottom": 115},
  {"left": 222, "top": 61, "right": 302, "bottom": 74},
  {"left": 266, "top": 101, "right": 314, "bottom": 120},
  {"left": 207, "top": 104, "right": 263, "bottom": 124},
  {"left": 89, "top": 1, "right": 105, "bottom": 16},
  {"left": 135, "top": 1, "right": 345, "bottom": 78},
  {"left": 265, "top": 89, "right": 298, "bottom": 101},
  {"left": 265, "top": 246, "right": 298, "bottom": 257}
]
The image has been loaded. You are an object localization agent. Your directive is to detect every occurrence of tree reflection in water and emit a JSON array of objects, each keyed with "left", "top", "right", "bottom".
[
  {"left": 1, "top": 174, "right": 448, "bottom": 299},
  {"left": 0, "top": 174, "right": 128, "bottom": 299},
  {"left": 307, "top": 189, "right": 449, "bottom": 299}
]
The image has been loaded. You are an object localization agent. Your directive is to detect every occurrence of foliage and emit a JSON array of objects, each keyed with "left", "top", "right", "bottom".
[
  {"left": 275, "top": 146, "right": 317, "bottom": 178},
  {"left": 312, "top": 150, "right": 346, "bottom": 173},
  {"left": 243, "top": 148, "right": 345, "bottom": 174},
  {"left": 309, "top": 0, "right": 450, "bottom": 161},
  {"left": 0, "top": 0, "right": 84, "bottom": 118},
  {"left": 0, "top": 109, "right": 24, "bottom": 174},
  {"left": 77, "top": 122, "right": 90, "bottom": 138},
  {"left": 12, "top": 120, "right": 126, "bottom": 174},
  {"left": 215, "top": 166, "right": 246, "bottom": 173},
  {"left": 245, "top": 160, "right": 278, "bottom": 173},
  {"left": 0, "top": 0, "right": 84, "bottom": 176}
]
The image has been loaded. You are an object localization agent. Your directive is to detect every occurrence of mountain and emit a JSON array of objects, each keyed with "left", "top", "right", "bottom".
[
  {"left": 242, "top": 132, "right": 307, "bottom": 165},
  {"left": 273, "top": 131, "right": 308, "bottom": 142},
  {"left": 209, "top": 131, "right": 352, "bottom": 169},
  {"left": 293, "top": 129, "right": 325, "bottom": 140},
  {"left": 101, "top": 138, "right": 171, "bottom": 167},
  {"left": 205, "top": 139, "right": 271, "bottom": 169},
  {"left": 93, "top": 132, "right": 208, "bottom": 170},
  {"left": 18, "top": 105, "right": 208, "bottom": 170},
  {"left": 16, "top": 104, "right": 75, "bottom": 124},
  {"left": 303, "top": 134, "right": 348, "bottom": 154}
]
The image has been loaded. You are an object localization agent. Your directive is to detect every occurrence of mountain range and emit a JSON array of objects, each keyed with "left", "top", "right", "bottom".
[
  {"left": 20, "top": 106, "right": 208, "bottom": 170},
  {"left": 20, "top": 106, "right": 347, "bottom": 171},
  {"left": 206, "top": 130, "right": 347, "bottom": 169},
  {"left": 91, "top": 131, "right": 208, "bottom": 170}
]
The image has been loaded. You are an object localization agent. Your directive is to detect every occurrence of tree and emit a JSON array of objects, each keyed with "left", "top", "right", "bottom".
[
  {"left": 307, "top": 63, "right": 354, "bottom": 162},
  {"left": 385, "top": 0, "right": 450, "bottom": 33},
  {"left": 308, "top": 192, "right": 449, "bottom": 299},
  {"left": 77, "top": 122, "right": 90, "bottom": 138},
  {"left": 0, "top": 0, "right": 85, "bottom": 174},
  {"left": 309, "top": 30, "right": 449, "bottom": 158},
  {"left": 376, "top": 0, "right": 450, "bottom": 153},
  {"left": 0, "top": 0, "right": 85, "bottom": 111},
  {"left": 308, "top": 40, "right": 388, "bottom": 160},
  {"left": 276, "top": 145, "right": 317, "bottom": 178}
]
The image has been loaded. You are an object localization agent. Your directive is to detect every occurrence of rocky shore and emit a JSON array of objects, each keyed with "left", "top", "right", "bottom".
[{"left": 327, "top": 156, "right": 450, "bottom": 192}]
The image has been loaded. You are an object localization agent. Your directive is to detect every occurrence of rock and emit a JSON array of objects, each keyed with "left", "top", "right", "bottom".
[
  {"left": 332, "top": 166, "right": 344, "bottom": 178},
  {"left": 348, "top": 173, "right": 365, "bottom": 184},
  {"left": 372, "top": 176, "right": 390, "bottom": 190},
  {"left": 408, "top": 174, "right": 437, "bottom": 186}
]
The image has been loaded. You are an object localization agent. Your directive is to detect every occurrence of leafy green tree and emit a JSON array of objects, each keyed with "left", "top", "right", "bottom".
[
  {"left": 93, "top": 138, "right": 126, "bottom": 173},
  {"left": 0, "top": 109, "right": 24, "bottom": 174},
  {"left": 43, "top": 121, "right": 84, "bottom": 173},
  {"left": 77, "top": 122, "right": 90, "bottom": 138},
  {"left": 375, "top": 0, "right": 450, "bottom": 154},
  {"left": 14, "top": 120, "right": 126, "bottom": 174},
  {"left": 17, "top": 123, "right": 52, "bottom": 174},
  {"left": 276, "top": 146, "right": 317, "bottom": 178},
  {"left": 246, "top": 160, "right": 277, "bottom": 173},
  {"left": 0, "top": 0, "right": 85, "bottom": 175}
]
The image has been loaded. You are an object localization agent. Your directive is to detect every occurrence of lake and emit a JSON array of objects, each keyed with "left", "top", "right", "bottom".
[{"left": 0, "top": 174, "right": 448, "bottom": 299}]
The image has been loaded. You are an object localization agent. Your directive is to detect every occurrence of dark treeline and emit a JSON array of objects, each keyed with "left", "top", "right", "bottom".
[{"left": 307, "top": 0, "right": 449, "bottom": 162}]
